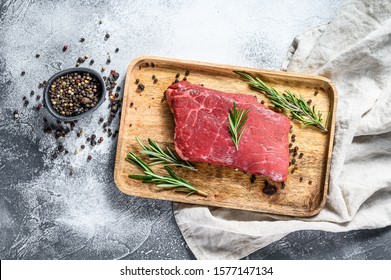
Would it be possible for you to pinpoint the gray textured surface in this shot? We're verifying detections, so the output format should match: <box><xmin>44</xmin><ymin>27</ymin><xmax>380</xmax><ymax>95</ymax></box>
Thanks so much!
<box><xmin>1</xmin><ymin>0</ymin><xmax>390</xmax><ymax>260</ymax></box>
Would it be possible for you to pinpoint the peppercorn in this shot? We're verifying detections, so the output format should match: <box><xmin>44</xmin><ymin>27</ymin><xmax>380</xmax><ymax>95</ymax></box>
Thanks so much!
<box><xmin>99</xmin><ymin>117</ymin><xmax>104</xmax><ymax>123</ymax></box>
<box><xmin>308</xmin><ymin>180</ymin><xmax>313</xmax><ymax>185</ymax></box>
<box><xmin>185</xmin><ymin>70</ymin><xmax>190</xmax><ymax>76</ymax></box>
<box><xmin>21</xmin><ymin>71</ymin><xmax>25</xmax><ymax>76</ymax></box>
<box><xmin>152</xmin><ymin>75</ymin><xmax>156</xmax><ymax>80</ymax></box>
<box><xmin>30</xmin><ymin>90</ymin><xmax>35</xmax><ymax>96</ymax></box>
<box><xmin>90</xmin><ymin>59</ymin><xmax>94</xmax><ymax>65</ymax></box>
<box><xmin>69</xmin><ymin>170</ymin><xmax>75</xmax><ymax>176</ymax></box>
<box><xmin>115</xmin><ymin>48</ymin><xmax>119</xmax><ymax>53</ymax></box>
<box><xmin>36</xmin><ymin>95</ymin><xmax>41</xmax><ymax>100</ymax></box>
<box><xmin>91</xmin><ymin>134</ymin><xmax>96</xmax><ymax>140</ymax></box>
<box><xmin>174</xmin><ymin>79</ymin><xmax>179</xmax><ymax>83</ymax></box>
<box><xmin>35</xmin><ymin>53</ymin><xmax>40</xmax><ymax>58</ymax></box>
<box><xmin>87</xmin><ymin>155</ymin><xmax>92</xmax><ymax>161</ymax></box>
<box><xmin>106</xmin><ymin>58</ymin><xmax>111</xmax><ymax>64</ymax></box>
<box><xmin>307</xmin><ymin>99</ymin><xmax>312</xmax><ymax>105</ymax></box>
<box><xmin>261</xmin><ymin>100</ymin><xmax>265</xmax><ymax>104</ymax></box>
<box><xmin>105</xmin><ymin>33</ymin><xmax>110</xmax><ymax>39</ymax></box>
<box><xmin>98</xmin><ymin>137</ymin><xmax>104</xmax><ymax>143</ymax></box>
<box><xmin>250</xmin><ymin>174</ymin><xmax>256</xmax><ymax>184</ymax></box>
<box><xmin>79</xmin><ymin>37</ymin><xmax>85</xmax><ymax>42</ymax></box>
<box><xmin>263</xmin><ymin>184</ymin><xmax>277</xmax><ymax>195</ymax></box>
<box><xmin>151</xmin><ymin>62</ymin><xmax>155</xmax><ymax>68</ymax></box>
<box><xmin>101</xmin><ymin>67</ymin><xmax>105</xmax><ymax>72</ymax></box>
<box><xmin>137</xmin><ymin>84</ymin><xmax>144</xmax><ymax>91</ymax></box>
<box><xmin>153</xmin><ymin>78</ymin><xmax>158</xmax><ymax>84</ymax></box>
<box><xmin>99</xmin><ymin>19</ymin><xmax>103</xmax><ymax>24</ymax></box>
<box><xmin>135</xmin><ymin>79</ymin><xmax>140</xmax><ymax>84</ymax></box>
<box><xmin>175</xmin><ymin>73</ymin><xmax>180</xmax><ymax>78</ymax></box>
<box><xmin>86</xmin><ymin>137</ymin><xmax>91</xmax><ymax>142</ymax></box>
<box><xmin>299</xmin><ymin>153</ymin><xmax>304</xmax><ymax>159</ymax></box>
<box><xmin>62</xmin><ymin>45</ymin><xmax>68</xmax><ymax>52</ymax></box>
<box><xmin>299</xmin><ymin>177</ymin><xmax>303</xmax><ymax>182</ymax></box>
<box><xmin>182</xmin><ymin>76</ymin><xmax>187</xmax><ymax>81</ymax></box>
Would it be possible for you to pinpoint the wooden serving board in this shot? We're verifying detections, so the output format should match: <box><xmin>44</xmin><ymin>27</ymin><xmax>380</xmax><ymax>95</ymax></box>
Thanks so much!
<box><xmin>114</xmin><ymin>56</ymin><xmax>337</xmax><ymax>217</ymax></box>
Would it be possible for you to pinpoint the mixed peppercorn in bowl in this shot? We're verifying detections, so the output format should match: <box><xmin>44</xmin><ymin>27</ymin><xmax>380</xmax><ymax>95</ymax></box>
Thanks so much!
<box><xmin>43</xmin><ymin>67</ymin><xmax>106</xmax><ymax>121</ymax></box>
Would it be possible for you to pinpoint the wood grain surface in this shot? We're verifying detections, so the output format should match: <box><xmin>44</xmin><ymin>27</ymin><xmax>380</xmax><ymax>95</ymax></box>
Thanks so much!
<box><xmin>114</xmin><ymin>56</ymin><xmax>337</xmax><ymax>217</ymax></box>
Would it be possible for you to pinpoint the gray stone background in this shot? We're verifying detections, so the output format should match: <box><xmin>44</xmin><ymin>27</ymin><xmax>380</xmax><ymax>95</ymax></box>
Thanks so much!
<box><xmin>1</xmin><ymin>0</ymin><xmax>390</xmax><ymax>260</ymax></box>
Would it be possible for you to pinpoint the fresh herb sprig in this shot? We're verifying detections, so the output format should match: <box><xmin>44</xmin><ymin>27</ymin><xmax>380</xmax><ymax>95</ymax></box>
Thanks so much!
<box><xmin>136</xmin><ymin>137</ymin><xmax>195</xmax><ymax>171</ymax></box>
<box><xmin>228</xmin><ymin>102</ymin><xmax>251</xmax><ymax>150</ymax></box>
<box><xmin>234</xmin><ymin>71</ymin><xmax>328</xmax><ymax>132</ymax></box>
<box><xmin>125</xmin><ymin>152</ymin><xmax>207</xmax><ymax>197</ymax></box>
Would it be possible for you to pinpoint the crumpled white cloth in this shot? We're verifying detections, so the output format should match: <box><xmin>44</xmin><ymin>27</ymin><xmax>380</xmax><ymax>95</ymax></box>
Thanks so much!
<box><xmin>173</xmin><ymin>0</ymin><xmax>391</xmax><ymax>260</ymax></box>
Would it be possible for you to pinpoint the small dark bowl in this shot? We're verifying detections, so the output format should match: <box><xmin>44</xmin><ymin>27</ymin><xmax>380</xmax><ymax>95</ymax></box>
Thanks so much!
<box><xmin>43</xmin><ymin>67</ymin><xmax>106</xmax><ymax>121</ymax></box>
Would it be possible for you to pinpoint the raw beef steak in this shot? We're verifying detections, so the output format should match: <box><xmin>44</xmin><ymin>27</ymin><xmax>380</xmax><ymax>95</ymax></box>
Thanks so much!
<box><xmin>166</xmin><ymin>81</ymin><xmax>290</xmax><ymax>182</ymax></box>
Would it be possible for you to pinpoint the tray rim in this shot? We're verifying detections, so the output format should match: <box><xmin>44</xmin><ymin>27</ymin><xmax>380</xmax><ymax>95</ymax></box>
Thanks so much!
<box><xmin>114</xmin><ymin>55</ymin><xmax>338</xmax><ymax>217</ymax></box>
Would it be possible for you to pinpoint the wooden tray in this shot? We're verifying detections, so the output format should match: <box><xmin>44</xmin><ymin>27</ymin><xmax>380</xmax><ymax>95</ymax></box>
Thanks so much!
<box><xmin>114</xmin><ymin>56</ymin><xmax>337</xmax><ymax>217</ymax></box>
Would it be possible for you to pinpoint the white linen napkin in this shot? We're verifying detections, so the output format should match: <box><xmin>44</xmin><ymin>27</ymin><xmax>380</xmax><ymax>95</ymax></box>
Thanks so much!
<box><xmin>173</xmin><ymin>0</ymin><xmax>391</xmax><ymax>259</ymax></box>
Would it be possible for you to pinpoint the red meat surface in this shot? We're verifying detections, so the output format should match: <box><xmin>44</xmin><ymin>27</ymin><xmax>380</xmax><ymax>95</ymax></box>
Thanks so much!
<box><xmin>166</xmin><ymin>81</ymin><xmax>290</xmax><ymax>182</ymax></box>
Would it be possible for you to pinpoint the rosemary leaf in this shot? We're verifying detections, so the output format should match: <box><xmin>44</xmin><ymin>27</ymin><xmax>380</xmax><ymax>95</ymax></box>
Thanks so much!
<box><xmin>228</xmin><ymin>102</ymin><xmax>250</xmax><ymax>150</ymax></box>
<box><xmin>135</xmin><ymin>137</ymin><xmax>195</xmax><ymax>170</ymax></box>
<box><xmin>234</xmin><ymin>71</ymin><xmax>328</xmax><ymax>132</ymax></box>
<box><xmin>125</xmin><ymin>152</ymin><xmax>207</xmax><ymax>197</ymax></box>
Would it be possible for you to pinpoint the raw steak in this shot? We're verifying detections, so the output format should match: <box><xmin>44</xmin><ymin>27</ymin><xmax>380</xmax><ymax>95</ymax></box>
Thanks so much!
<box><xmin>166</xmin><ymin>81</ymin><xmax>290</xmax><ymax>182</ymax></box>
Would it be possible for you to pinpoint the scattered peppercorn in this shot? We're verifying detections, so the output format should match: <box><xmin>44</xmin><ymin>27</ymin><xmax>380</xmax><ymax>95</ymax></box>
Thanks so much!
<box><xmin>308</xmin><ymin>180</ymin><xmax>313</xmax><ymax>185</ymax></box>
<box><xmin>36</xmin><ymin>95</ymin><xmax>41</xmax><ymax>100</ymax></box>
<box><xmin>106</xmin><ymin>58</ymin><xmax>111</xmax><ymax>64</ymax></box>
<box><xmin>87</xmin><ymin>155</ymin><xmax>92</xmax><ymax>161</ymax></box>
<box><xmin>137</xmin><ymin>84</ymin><xmax>145</xmax><ymax>91</ymax></box>
<box><xmin>98</xmin><ymin>136</ymin><xmax>104</xmax><ymax>143</ymax></box>
<box><xmin>307</xmin><ymin>99</ymin><xmax>312</xmax><ymax>105</ymax></box>
<box><xmin>99</xmin><ymin>117</ymin><xmax>104</xmax><ymax>123</ymax></box>
<box><xmin>299</xmin><ymin>153</ymin><xmax>304</xmax><ymax>159</ymax></box>
<box><xmin>90</xmin><ymin>59</ymin><xmax>94</xmax><ymax>65</ymax></box>
<box><xmin>115</xmin><ymin>47</ymin><xmax>119</xmax><ymax>53</ymax></box>
<box><xmin>135</xmin><ymin>79</ymin><xmax>140</xmax><ymax>84</ymax></box>
<box><xmin>81</xmin><ymin>145</ymin><xmax>85</xmax><ymax>149</ymax></box>
<box><xmin>79</xmin><ymin>37</ymin><xmax>85</xmax><ymax>42</ymax></box>
<box><xmin>250</xmin><ymin>174</ymin><xmax>256</xmax><ymax>184</ymax></box>
<box><xmin>299</xmin><ymin>176</ymin><xmax>303</xmax><ymax>182</ymax></box>
<box><xmin>86</xmin><ymin>137</ymin><xmax>91</xmax><ymax>142</ymax></box>
<box><xmin>185</xmin><ymin>70</ymin><xmax>190</xmax><ymax>76</ymax></box>
<box><xmin>21</xmin><ymin>71</ymin><xmax>26</xmax><ymax>76</ymax></box>
<box><xmin>263</xmin><ymin>184</ymin><xmax>277</xmax><ymax>195</ymax></box>
<box><xmin>261</xmin><ymin>100</ymin><xmax>265</xmax><ymax>104</ymax></box>
<box><xmin>174</xmin><ymin>79</ymin><xmax>179</xmax><ymax>83</ymax></box>
<box><xmin>175</xmin><ymin>73</ymin><xmax>180</xmax><ymax>78</ymax></box>
<box><xmin>69</xmin><ymin>170</ymin><xmax>75</xmax><ymax>176</ymax></box>
<box><xmin>314</xmin><ymin>90</ymin><xmax>319</xmax><ymax>96</ymax></box>
<box><xmin>105</xmin><ymin>33</ymin><xmax>110</xmax><ymax>39</ymax></box>
<box><xmin>13</xmin><ymin>110</ymin><xmax>19</xmax><ymax>119</ymax></box>
<box><xmin>153</xmin><ymin>78</ymin><xmax>158</xmax><ymax>84</ymax></box>
<box><xmin>62</xmin><ymin>45</ymin><xmax>68</xmax><ymax>52</ymax></box>
<box><xmin>35</xmin><ymin>53</ymin><xmax>40</xmax><ymax>58</ymax></box>
<box><xmin>99</xmin><ymin>19</ymin><xmax>103</xmax><ymax>24</ymax></box>
<box><xmin>182</xmin><ymin>76</ymin><xmax>187</xmax><ymax>81</ymax></box>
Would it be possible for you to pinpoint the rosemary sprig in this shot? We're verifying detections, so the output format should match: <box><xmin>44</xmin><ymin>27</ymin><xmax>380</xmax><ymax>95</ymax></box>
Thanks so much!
<box><xmin>234</xmin><ymin>71</ymin><xmax>328</xmax><ymax>132</ymax></box>
<box><xmin>125</xmin><ymin>151</ymin><xmax>207</xmax><ymax>197</ymax></box>
<box><xmin>228</xmin><ymin>102</ymin><xmax>250</xmax><ymax>150</ymax></box>
<box><xmin>135</xmin><ymin>137</ymin><xmax>195</xmax><ymax>171</ymax></box>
